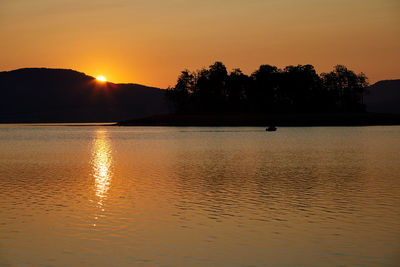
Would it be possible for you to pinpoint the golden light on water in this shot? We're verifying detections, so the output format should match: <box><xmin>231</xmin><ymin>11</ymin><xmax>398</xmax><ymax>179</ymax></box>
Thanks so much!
<box><xmin>96</xmin><ymin>76</ymin><xmax>107</xmax><ymax>82</ymax></box>
<box><xmin>92</xmin><ymin>129</ymin><xmax>113</xmax><ymax>205</ymax></box>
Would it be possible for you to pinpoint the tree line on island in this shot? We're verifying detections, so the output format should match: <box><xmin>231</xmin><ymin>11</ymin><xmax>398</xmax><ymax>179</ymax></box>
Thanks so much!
<box><xmin>166</xmin><ymin>62</ymin><xmax>368</xmax><ymax>114</ymax></box>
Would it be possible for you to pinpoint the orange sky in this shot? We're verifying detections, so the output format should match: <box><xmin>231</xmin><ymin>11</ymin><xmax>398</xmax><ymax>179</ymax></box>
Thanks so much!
<box><xmin>1</xmin><ymin>0</ymin><xmax>399</xmax><ymax>88</ymax></box>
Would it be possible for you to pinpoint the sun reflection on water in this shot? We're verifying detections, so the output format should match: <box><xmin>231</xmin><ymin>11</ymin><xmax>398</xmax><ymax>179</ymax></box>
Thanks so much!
<box><xmin>92</xmin><ymin>129</ymin><xmax>113</xmax><ymax>207</ymax></box>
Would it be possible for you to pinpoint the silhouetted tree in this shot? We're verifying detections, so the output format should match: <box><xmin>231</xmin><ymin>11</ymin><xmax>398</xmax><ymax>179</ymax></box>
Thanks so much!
<box><xmin>250</xmin><ymin>65</ymin><xmax>281</xmax><ymax>112</ymax></box>
<box><xmin>227</xmin><ymin>68</ymin><xmax>251</xmax><ymax>111</ymax></box>
<box><xmin>321</xmin><ymin>65</ymin><xmax>368</xmax><ymax>112</ymax></box>
<box><xmin>279</xmin><ymin>65</ymin><xmax>322</xmax><ymax>112</ymax></box>
<box><xmin>189</xmin><ymin>62</ymin><xmax>228</xmax><ymax>112</ymax></box>
<box><xmin>166</xmin><ymin>70</ymin><xmax>194</xmax><ymax>113</ymax></box>
<box><xmin>166</xmin><ymin>62</ymin><xmax>369</xmax><ymax>114</ymax></box>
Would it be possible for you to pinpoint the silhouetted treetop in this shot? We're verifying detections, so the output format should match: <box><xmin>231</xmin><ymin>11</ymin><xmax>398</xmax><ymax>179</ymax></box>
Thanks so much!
<box><xmin>167</xmin><ymin>62</ymin><xmax>368</xmax><ymax>114</ymax></box>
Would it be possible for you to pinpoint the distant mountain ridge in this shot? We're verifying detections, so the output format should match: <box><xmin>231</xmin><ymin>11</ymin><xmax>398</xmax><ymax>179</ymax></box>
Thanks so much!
<box><xmin>364</xmin><ymin>79</ymin><xmax>400</xmax><ymax>114</ymax></box>
<box><xmin>0</xmin><ymin>68</ymin><xmax>171</xmax><ymax>122</ymax></box>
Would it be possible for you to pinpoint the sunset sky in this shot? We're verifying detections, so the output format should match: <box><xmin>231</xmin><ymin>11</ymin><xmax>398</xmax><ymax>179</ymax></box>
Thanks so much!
<box><xmin>1</xmin><ymin>0</ymin><xmax>399</xmax><ymax>88</ymax></box>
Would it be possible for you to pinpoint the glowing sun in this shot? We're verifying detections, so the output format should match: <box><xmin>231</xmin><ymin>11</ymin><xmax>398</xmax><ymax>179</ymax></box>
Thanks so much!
<box><xmin>96</xmin><ymin>76</ymin><xmax>107</xmax><ymax>82</ymax></box>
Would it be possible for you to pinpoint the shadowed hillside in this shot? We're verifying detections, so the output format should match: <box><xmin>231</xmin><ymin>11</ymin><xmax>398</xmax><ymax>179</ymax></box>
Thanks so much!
<box><xmin>365</xmin><ymin>80</ymin><xmax>400</xmax><ymax>113</ymax></box>
<box><xmin>0</xmin><ymin>68</ymin><xmax>170</xmax><ymax>122</ymax></box>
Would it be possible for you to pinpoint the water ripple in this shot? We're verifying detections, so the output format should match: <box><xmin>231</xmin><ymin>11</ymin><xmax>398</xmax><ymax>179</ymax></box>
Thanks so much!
<box><xmin>0</xmin><ymin>126</ymin><xmax>399</xmax><ymax>266</ymax></box>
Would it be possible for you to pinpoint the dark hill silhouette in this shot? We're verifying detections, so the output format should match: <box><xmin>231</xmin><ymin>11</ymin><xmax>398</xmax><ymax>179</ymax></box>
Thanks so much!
<box><xmin>0</xmin><ymin>68</ymin><xmax>170</xmax><ymax>122</ymax></box>
<box><xmin>364</xmin><ymin>79</ymin><xmax>400</xmax><ymax>114</ymax></box>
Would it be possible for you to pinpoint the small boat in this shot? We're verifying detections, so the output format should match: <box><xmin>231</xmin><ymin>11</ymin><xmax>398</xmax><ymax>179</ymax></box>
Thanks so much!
<box><xmin>266</xmin><ymin>126</ymin><xmax>277</xmax><ymax>132</ymax></box>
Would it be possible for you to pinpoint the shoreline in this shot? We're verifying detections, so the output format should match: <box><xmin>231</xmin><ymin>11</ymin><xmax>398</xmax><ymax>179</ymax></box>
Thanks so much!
<box><xmin>2</xmin><ymin>113</ymin><xmax>400</xmax><ymax>127</ymax></box>
<box><xmin>116</xmin><ymin>113</ymin><xmax>400</xmax><ymax>127</ymax></box>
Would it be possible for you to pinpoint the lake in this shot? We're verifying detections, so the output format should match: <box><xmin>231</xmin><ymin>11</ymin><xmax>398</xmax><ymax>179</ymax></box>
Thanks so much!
<box><xmin>0</xmin><ymin>125</ymin><xmax>399</xmax><ymax>266</ymax></box>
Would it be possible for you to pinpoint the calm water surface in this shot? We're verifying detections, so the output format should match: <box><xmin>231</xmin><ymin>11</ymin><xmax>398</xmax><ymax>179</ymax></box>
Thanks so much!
<box><xmin>0</xmin><ymin>125</ymin><xmax>399</xmax><ymax>266</ymax></box>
